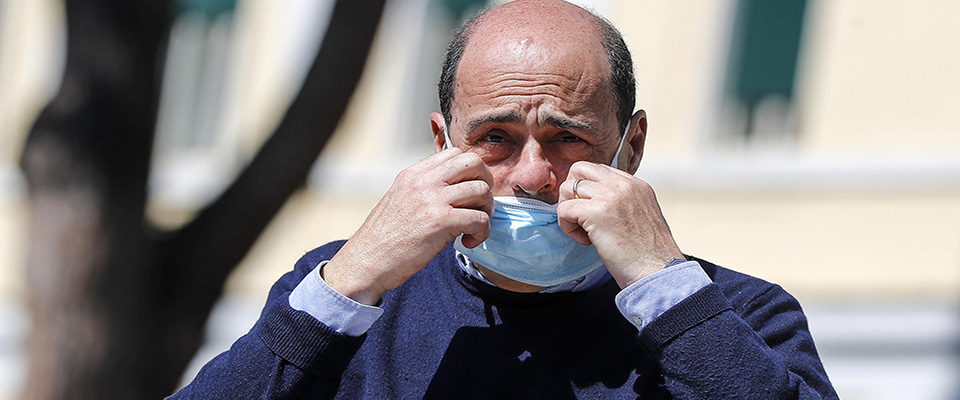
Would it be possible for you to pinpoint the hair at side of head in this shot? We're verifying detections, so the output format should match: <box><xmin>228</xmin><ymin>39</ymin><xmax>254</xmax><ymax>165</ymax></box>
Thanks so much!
<box><xmin>437</xmin><ymin>2</ymin><xmax>636</xmax><ymax>131</ymax></box>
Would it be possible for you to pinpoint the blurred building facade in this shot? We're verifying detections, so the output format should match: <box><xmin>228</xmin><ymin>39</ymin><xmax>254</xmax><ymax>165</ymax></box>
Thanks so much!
<box><xmin>1</xmin><ymin>0</ymin><xmax>959</xmax><ymax>399</ymax></box>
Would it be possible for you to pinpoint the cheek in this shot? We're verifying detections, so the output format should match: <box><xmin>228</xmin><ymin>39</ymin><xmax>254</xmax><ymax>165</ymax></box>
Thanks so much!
<box><xmin>548</xmin><ymin>151</ymin><xmax>588</xmax><ymax>182</ymax></box>
<box><xmin>460</xmin><ymin>142</ymin><xmax>516</xmax><ymax>166</ymax></box>
<box><xmin>555</xmin><ymin>167</ymin><xmax>571</xmax><ymax>184</ymax></box>
<box><xmin>485</xmin><ymin>165</ymin><xmax>514</xmax><ymax>195</ymax></box>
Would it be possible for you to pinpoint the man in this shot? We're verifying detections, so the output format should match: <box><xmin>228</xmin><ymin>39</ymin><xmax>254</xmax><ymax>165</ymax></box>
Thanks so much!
<box><xmin>172</xmin><ymin>0</ymin><xmax>837</xmax><ymax>398</ymax></box>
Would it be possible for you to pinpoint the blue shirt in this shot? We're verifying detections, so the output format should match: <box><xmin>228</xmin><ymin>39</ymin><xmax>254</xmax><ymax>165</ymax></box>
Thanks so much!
<box><xmin>288</xmin><ymin>251</ymin><xmax>711</xmax><ymax>336</ymax></box>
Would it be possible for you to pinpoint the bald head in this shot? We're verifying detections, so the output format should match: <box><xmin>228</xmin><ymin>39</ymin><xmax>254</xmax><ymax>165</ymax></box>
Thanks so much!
<box><xmin>472</xmin><ymin>0</ymin><xmax>607</xmax><ymax>45</ymax></box>
<box><xmin>438</xmin><ymin>0</ymin><xmax>635</xmax><ymax>130</ymax></box>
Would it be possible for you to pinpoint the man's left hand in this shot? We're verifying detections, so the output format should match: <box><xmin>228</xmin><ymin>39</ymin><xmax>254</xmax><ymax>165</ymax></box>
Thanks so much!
<box><xmin>557</xmin><ymin>161</ymin><xmax>685</xmax><ymax>289</ymax></box>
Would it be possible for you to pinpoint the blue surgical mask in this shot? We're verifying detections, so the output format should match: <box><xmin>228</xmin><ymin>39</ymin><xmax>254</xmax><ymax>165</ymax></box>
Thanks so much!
<box><xmin>455</xmin><ymin>196</ymin><xmax>604</xmax><ymax>286</ymax></box>
<box><xmin>445</xmin><ymin>120</ymin><xmax>631</xmax><ymax>286</ymax></box>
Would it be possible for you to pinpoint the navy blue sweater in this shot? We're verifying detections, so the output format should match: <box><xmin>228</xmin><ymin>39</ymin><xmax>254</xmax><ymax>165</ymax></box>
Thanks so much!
<box><xmin>172</xmin><ymin>241</ymin><xmax>837</xmax><ymax>399</ymax></box>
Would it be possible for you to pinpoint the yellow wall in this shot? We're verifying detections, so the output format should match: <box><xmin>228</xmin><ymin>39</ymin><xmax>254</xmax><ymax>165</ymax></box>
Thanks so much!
<box><xmin>3</xmin><ymin>0</ymin><xmax>960</xmax><ymax>303</ymax></box>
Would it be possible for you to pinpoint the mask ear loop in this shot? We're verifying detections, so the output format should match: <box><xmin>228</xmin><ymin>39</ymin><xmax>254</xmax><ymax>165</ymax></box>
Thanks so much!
<box><xmin>610</xmin><ymin>119</ymin><xmax>631</xmax><ymax>169</ymax></box>
<box><xmin>443</xmin><ymin>121</ymin><xmax>453</xmax><ymax>150</ymax></box>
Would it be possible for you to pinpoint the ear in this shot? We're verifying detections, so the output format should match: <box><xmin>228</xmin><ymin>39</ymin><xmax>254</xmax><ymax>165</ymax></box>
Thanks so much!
<box><xmin>430</xmin><ymin>112</ymin><xmax>447</xmax><ymax>153</ymax></box>
<box><xmin>625</xmin><ymin>110</ymin><xmax>647</xmax><ymax>174</ymax></box>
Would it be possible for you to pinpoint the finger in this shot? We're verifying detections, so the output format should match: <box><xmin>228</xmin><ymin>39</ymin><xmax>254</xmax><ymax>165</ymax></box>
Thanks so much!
<box><xmin>418</xmin><ymin>146</ymin><xmax>465</xmax><ymax>170</ymax></box>
<box><xmin>443</xmin><ymin>180</ymin><xmax>494</xmax><ymax>216</ymax></box>
<box><xmin>560</xmin><ymin>220</ymin><xmax>591</xmax><ymax>245</ymax></box>
<box><xmin>438</xmin><ymin>152</ymin><xmax>494</xmax><ymax>189</ymax></box>
<box><xmin>448</xmin><ymin>208</ymin><xmax>491</xmax><ymax>248</ymax></box>
<box><xmin>556</xmin><ymin>199</ymin><xmax>594</xmax><ymax>246</ymax></box>
<box><xmin>558</xmin><ymin>177</ymin><xmax>595</xmax><ymax>203</ymax></box>
<box><xmin>566</xmin><ymin>160</ymin><xmax>633</xmax><ymax>182</ymax></box>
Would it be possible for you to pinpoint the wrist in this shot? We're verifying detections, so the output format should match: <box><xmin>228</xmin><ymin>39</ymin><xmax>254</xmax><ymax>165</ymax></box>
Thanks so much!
<box><xmin>323</xmin><ymin>256</ymin><xmax>386</xmax><ymax>306</ymax></box>
<box><xmin>614</xmin><ymin>251</ymin><xmax>686</xmax><ymax>289</ymax></box>
<box><xmin>665</xmin><ymin>256</ymin><xmax>688</xmax><ymax>268</ymax></box>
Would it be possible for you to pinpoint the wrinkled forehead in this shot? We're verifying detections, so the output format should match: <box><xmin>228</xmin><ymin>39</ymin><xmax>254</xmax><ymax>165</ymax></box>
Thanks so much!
<box><xmin>451</xmin><ymin>7</ymin><xmax>615</xmax><ymax>118</ymax></box>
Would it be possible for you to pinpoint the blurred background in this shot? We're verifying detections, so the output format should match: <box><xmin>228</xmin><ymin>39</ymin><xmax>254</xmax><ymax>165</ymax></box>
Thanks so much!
<box><xmin>1</xmin><ymin>0</ymin><xmax>959</xmax><ymax>398</ymax></box>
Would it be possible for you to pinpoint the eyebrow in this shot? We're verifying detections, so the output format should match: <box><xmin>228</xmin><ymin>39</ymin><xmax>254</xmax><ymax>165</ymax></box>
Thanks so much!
<box><xmin>542</xmin><ymin>115</ymin><xmax>595</xmax><ymax>133</ymax></box>
<box><xmin>466</xmin><ymin>112</ymin><xmax>522</xmax><ymax>132</ymax></box>
<box><xmin>465</xmin><ymin>112</ymin><xmax>596</xmax><ymax>133</ymax></box>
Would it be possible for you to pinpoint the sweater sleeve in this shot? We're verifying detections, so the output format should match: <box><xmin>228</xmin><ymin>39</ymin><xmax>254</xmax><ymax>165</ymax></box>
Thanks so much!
<box><xmin>639</xmin><ymin>283</ymin><xmax>838</xmax><ymax>399</ymax></box>
<box><xmin>289</xmin><ymin>261</ymin><xmax>384</xmax><ymax>336</ymax></box>
<box><xmin>168</xmin><ymin>242</ymin><xmax>363</xmax><ymax>399</ymax></box>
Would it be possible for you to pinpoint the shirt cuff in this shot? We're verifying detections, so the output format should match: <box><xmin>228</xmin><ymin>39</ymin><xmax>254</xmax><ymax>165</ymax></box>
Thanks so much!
<box><xmin>288</xmin><ymin>260</ymin><xmax>384</xmax><ymax>336</ymax></box>
<box><xmin>614</xmin><ymin>261</ymin><xmax>712</xmax><ymax>331</ymax></box>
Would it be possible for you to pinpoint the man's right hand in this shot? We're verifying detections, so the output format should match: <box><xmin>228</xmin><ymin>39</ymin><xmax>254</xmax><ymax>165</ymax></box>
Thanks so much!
<box><xmin>322</xmin><ymin>148</ymin><xmax>494</xmax><ymax>305</ymax></box>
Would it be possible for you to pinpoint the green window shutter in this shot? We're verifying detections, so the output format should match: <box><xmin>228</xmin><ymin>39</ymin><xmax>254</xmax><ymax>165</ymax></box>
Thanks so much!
<box><xmin>728</xmin><ymin>0</ymin><xmax>807</xmax><ymax>107</ymax></box>
<box><xmin>177</xmin><ymin>0</ymin><xmax>236</xmax><ymax>18</ymax></box>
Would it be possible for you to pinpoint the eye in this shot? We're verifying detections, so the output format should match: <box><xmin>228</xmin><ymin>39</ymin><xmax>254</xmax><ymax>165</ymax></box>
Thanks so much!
<box><xmin>557</xmin><ymin>132</ymin><xmax>583</xmax><ymax>143</ymax></box>
<box><xmin>480</xmin><ymin>129</ymin><xmax>508</xmax><ymax>144</ymax></box>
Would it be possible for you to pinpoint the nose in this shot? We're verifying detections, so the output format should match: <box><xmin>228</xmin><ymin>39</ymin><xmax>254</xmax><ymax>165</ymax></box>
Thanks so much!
<box><xmin>507</xmin><ymin>139</ymin><xmax>558</xmax><ymax>198</ymax></box>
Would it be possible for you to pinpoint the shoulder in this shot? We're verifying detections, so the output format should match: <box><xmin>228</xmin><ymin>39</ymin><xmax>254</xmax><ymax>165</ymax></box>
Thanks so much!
<box><xmin>690</xmin><ymin>256</ymin><xmax>800</xmax><ymax>316</ymax></box>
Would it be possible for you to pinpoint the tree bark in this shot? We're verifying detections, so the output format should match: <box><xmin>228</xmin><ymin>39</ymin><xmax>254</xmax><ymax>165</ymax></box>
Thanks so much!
<box><xmin>19</xmin><ymin>0</ymin><xmax>385</xmax><ymax>398</ymax></box>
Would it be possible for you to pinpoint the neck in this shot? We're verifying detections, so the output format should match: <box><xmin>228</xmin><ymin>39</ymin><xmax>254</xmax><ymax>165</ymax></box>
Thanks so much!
<box><xmin>475</xmin><ymin>264</ymin><xmax>548</xmax><ymax>293</ymax></box>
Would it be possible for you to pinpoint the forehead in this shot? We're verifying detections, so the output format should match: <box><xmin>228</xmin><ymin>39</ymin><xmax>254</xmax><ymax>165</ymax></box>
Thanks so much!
<box><xmin>451</xmin><ymin>5</ymin><xmax>615</xmax><ymax>127</ymax></box>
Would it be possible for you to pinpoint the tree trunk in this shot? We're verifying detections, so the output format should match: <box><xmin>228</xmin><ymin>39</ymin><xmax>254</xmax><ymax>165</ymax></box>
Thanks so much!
<box><xmin>19</xmin><ymin>0</ymin><xmax>385</xmax><ymax>398</ymax></box>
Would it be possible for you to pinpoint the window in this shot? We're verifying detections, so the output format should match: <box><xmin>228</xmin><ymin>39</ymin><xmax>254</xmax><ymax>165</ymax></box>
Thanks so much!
<box><xmin>721</xmin><ymin>0</ymin><xmax>807</xmax><ymax>146</ymax></box>
<box><xmin>150</xmin><ymin>0</ymin><xmax>237</xmax><ymax>218</ymax></box>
